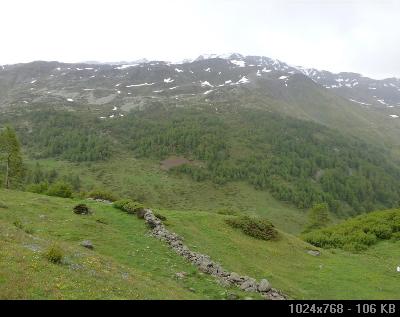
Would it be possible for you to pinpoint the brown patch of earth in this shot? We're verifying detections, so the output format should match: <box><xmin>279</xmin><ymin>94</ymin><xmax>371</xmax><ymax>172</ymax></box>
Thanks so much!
<box><xmin>160</xmin><ymin>156</ymin><xmax>196</xmax><ymax>171</ymax></box>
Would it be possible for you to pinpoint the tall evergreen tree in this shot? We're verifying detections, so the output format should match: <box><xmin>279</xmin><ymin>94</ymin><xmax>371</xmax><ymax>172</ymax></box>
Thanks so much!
<box><xmin>303</xmin><ymin>203</ymin><xmax>330</xmax><ymax>233</ymax></box>
<box><xmin>0</xmin><ymin>126</ymin><xmax>23</xmax><ymax>189</ymax></box>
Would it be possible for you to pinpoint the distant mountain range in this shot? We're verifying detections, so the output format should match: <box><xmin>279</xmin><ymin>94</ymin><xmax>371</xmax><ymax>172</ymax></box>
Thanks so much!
<box><xmin>1</xmin><ymin>53</ymin><xmax>400</xmax><ymax>148</ymax></box>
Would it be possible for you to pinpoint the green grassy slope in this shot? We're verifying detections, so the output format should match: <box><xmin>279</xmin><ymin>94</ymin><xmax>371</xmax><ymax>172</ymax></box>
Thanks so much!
<box><xmin>163</xmin><ymin>209</ymin><xmax>400</xmax><ymax>300</ymax></box>
<box><xmin>1</xmin><ymin>189</ymin><xmax>398</xmax><ymax>299</ymax></box>
<box><xmin>0</xmin><ymin>189</ymin><xmax>255</xmax><ymax>299</ymax></box>
<box><xmin>26</xmin><ymin>156</ymin><xmax>307</xmax><ymax>234</ymax></box>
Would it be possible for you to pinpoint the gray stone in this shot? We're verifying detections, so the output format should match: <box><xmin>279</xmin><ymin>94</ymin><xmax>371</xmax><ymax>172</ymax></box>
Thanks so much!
<box><xmin>80</xmin><ymin>240</ymin><xmax>94</xmax><ymax>249</ymax></box>
<box><xmin>258</xmin><ymin>279</ymin><xmax>271</xmax><ymax>292</ymax></box>
<box><xmin>307</xmin><ymin>250</ymin><xmax>321</xmax><ymax>256</ymax></box>
<box><xmin>175</xmin><ymin>272</ymin><xmax>187</xmax><ymax>279</ymax></box>
<box><xmin>228</xmin><ymin>272</ymin><xmax>242</xmax><ymax>282</ymax></box>
<box><xmin>240</xmin><ymin>278</ymin><xmax>257</xmax><ymax>291</ymax></box>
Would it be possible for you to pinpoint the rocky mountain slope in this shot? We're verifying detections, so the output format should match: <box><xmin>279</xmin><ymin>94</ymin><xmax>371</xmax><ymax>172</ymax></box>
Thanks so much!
<box><xmin>2</xmin><ymin>53</ymin><xmax>399</xmax><ymax>108</ymax></box>
<box><xmin>1</xmin><ymin>53</ymin><xmax>400</xmax><ymax>148</ymax></box>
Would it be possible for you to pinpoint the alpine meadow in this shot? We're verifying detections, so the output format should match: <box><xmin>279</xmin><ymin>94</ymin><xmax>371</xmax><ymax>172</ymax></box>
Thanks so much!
<box><xmin>1</xmin><ymin>0</ymin><xmax>400</xmax><ymax>303</ymax></box>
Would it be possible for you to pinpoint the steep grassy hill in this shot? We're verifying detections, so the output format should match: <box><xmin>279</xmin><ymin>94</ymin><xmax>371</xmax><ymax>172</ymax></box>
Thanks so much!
<box><xmin>164</xmin><ymin>210</ymin><xmax>400</xmax><ymax>299</ymax></box>
<box><xmin>0</xmin><ymin>189</ymin><xmax>399</xmax><ymax>299</ymax></box>
<box><xmin>0</xmin><ymin>189</ymin><xmax>255</xmax><ymax>299</ymax></box>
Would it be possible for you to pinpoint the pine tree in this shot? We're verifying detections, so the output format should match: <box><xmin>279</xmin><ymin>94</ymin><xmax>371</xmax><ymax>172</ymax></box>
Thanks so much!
<box><xmin>0</xmin><ymin>126</ymin><xmax>23</xmax><ymax>189</ymax></box>
<box><xmin>303</xmin><ymin>203</ymin><xmax>330</xmax><ymax>233</ymax></box>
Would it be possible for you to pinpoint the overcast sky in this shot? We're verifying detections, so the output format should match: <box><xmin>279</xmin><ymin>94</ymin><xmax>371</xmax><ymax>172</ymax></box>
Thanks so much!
<box><xmin>0</xmin><ymin>0</ymin><xmax>399</xmax><ymax>79</ymax></box>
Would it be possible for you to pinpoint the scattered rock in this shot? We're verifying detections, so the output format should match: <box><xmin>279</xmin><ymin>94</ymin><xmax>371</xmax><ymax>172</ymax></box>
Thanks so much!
<box><xmin>73</xmin><ymin>204</ymin><xmax>91</xmax><ymax>215</ymax></box>
<box><xmin>228</xmin><ymin>272</ymin><xmax>242</xmax><ymax>283</ymax></box>
<box><xmin>69</xmin><ymin>263</ymin><xmax>84</xmax><ymax>271</ymax></box>
<box><xmin>258</xmin><ymin>279</ymin><xmax>271</xmax><ymax>292</ymax></box>
<box><xmin>175</xmin><ymin>272</ymin><xmax>187</xmax><ymax>279</ymax></box>
<box><xmin>80</xmin><ymin>240</ymin><xmax>94</xmax><ymax>249</ymax></box>
<box><xmin>240</xmin><ymin>278</ymin><xmax>257</xmax><ymax>292</ymax></box>
<box><xmin>307</xmin><ymin>250</ymin><xmax>321</xmax><ymax>256</ymax></box>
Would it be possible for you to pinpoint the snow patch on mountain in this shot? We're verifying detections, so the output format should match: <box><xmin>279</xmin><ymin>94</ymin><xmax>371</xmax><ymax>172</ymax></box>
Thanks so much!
<box><xmin>231</xmin><ymin>60</ymin><xmax>245</xmax><ymax>67</ymax></box>
<box><xmin>349</xmin><ymin>99</ymin><xmax>371</xmax><ymax>106</ymax></box>
<box><xmin>201</xmin><ymin>81</ymin><xmax>214</xmax><ymax>87</ymax></box>
<box><xmin>237</xmin><ymin>76</ymin><xmax>249</xmax><ymax>84</ymax></box>
<box><xmin>115</xmin><ymin>64</ymin><xmax>138</xmax><ymax>70</ymax></box>
<box><xmin>126</xmin><ymin>83</ymin><xmax>155</xmax><ymax>87</ymax></box>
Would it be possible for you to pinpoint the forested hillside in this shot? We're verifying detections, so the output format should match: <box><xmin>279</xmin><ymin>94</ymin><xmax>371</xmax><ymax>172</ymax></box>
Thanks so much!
<box><xmin>7</xmin><ymin>104</ymin><xmax>400</xmax><ymax>217</ymax></box>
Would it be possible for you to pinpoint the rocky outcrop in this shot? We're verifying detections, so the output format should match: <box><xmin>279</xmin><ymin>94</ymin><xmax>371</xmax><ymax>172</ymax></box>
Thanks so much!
<box><xmin>143</xmin><ymin>209</ymin><xmax>286</xmax><ymax>300</ymax></box>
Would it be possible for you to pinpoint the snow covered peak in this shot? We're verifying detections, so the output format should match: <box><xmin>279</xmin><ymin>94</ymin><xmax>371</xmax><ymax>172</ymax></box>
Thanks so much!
<box><xmin>195</xmin><ymin>53</ymin><xmax>244</xmax><ymax>62</ymax></box>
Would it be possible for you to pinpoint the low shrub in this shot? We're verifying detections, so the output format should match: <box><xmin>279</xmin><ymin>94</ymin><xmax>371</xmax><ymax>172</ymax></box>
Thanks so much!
<box><xmin>114</xmin><ymin>199</ymin><xmax>145</xmax><ymax>214</ymax></box>
<box><xmin>225</xmin><ymin>216</ymin><xmax>278</xmax><ymax>241</ymax></box>
<box><xmin>350</xmin><ymin>231</ymin><xmax>377</xmax><ymax>246</ymax></box>
<box><xmin>391</xmin><ymin>232</ymin><xmax>400</xmax><ymax>241</ymax></box>
<box><xmin>0</xmin><ymin>200</ymin><xmax>9</xmax><ymax>209</ymax></box>
<box><xmin>370</xmin><ymin>224</ymin><xmax>393</xmax><ymax>239</ymax></box>
<box><xmin>123</xmin><ymin>202</ymin><xmax>145</xmax><ymax>215</ymax></box>
<box><xmin>113</xmin><ymin>199</ymin><xmax>132</xmax><ymax>210</ymax></box>
<box><xmin>302</xmin><ymin>209</ymin><xmax>400</xmax><ymax>252</ymax></box>
<box><xmin>46</xmin><ymin>182</ymin><xmax>73</xmax><ymax>198</ymax></box>
<box><xmin>343</xmin><ymin>242</ymin><xmax>368</xmax><ymax>252</ymax></box>
<box><xmin>88</xmin><ymin>189</ymin><xmax>118</xmax><ymax>202</ymax></box>
<box><xmin>303</xmin><ymin>230</ymin><xmax>342</xmax><ymax>249</ymax></box>
<box><xmin>26</xmin><ymin>182</ymin><xmax>49</xmax><ymax>194</ymax></box>
<box><xmin>44</xmin><ymin>245</ymin><xmax>64</xmax><ymax>264</ymax></box>
<box><xmin>155</xmin><ymin>212</ymin><xmax>167</xmax><ymax>221</ymax></box>
<box><xmin>73</xmin><ymin>204</ymin><xmax>91</xmax><ymax>215</ymax></box>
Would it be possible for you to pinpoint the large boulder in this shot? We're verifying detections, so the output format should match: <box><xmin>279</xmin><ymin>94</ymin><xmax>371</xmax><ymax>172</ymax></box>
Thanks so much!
<box><xmin>307</xmin><ymin>250</ymin><xmax>321</xmax><ymax>256</ymax></box>
<box><xmin>258</xmin><ymin>279</ymin><xmax>271</xmax><ymax>292</ymax></box>
<box><xmin>228</xmin><ymin>272</ymin><xmax>242</xmax><ymax>283</ymax></box>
